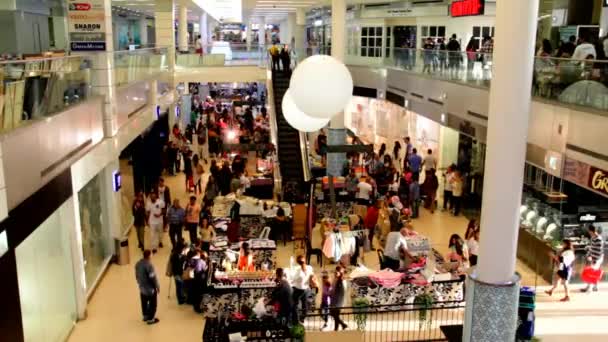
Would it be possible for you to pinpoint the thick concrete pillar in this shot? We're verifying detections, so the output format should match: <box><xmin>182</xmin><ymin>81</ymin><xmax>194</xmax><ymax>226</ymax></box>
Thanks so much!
<box><xmin>463</xmin><ymin>0</ymin><xmax>539</xmax><ymax>341</ymax></box>
<box><xmin>295</xmin><ymin>8</ymin><xmax>306</xmax><ymax>51</ymax></box>
<box><xmin>246</xmin><ymin>19</ymin><xmax>253</xmax><ymax>50</ymax></box>
<box><xmin>86</xmin><ymin>0</ymin><xmax>117</xmax><ymax>138</ymax></box>
<box><xmin>258</xmin><ymin>17</ymin><xmax>266</xmax><ymax>46</ymax></box>
<box><xmin>139</xmin><ymin>17</ymin><xmax>148</xmax><ymax>47</ymax></box>
<box><xmin>155</xmin><ymin>0</ymin><xmax>176</xmax><ymax>88</ymax></box>
<box><xmin>327</xmin><ymin>0</ymin><xmax>347</xmax><ymax>177</ymax></box>
<box><xmin>178</xmin><ymin>4</ymin><xmax>188</xmax><ymax>52</ymax></box>
<box><xmin>199</xmin><ymin>11</ymin><xmax>208</xmax><ymax>49</ymax></box>
<box><xmin>286</xmin><ymin>13</ymin><xmax>296</xmax><ymax>47</ymax></box>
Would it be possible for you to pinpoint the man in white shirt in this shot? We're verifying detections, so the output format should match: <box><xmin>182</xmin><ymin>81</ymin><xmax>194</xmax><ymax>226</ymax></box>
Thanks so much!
<box><xmin>291</xmin><ymin>255</ymin><xmax>315</xmax><ymax>323</ymax></box>
<box><xmin>146</xmin><ymin>192</ymin><xmax>166</xmax><ymax>253</ymax></box>
<box><xmin>422</xmin><ymin>149</ymin><xmax>437</xmax><ymax>171</ymax></box>
<box><xmin>572</xmin><ymin>36</ymin><xmax>597</xmax><ymax>60</ymax></box>
<box><xmin>383</xmin><ymin>228</ymin><xmax>412</xmax><ymax>271</ymax></box>
<box><xmin>356</xmin><ymin>177</ymin><xmax>373</xmax><ymax>205</ymax></box>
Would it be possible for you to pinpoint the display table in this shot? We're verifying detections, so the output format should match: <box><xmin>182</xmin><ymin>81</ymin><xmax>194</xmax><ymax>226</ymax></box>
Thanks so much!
<box><xmin>350</xmin><ymin>249</ymin><xmax>465</xmax><ymax>308</ymax></box>
<box><xmin>245</xmin><ymin>177</ymin><xmax>274</xmax><ymax>199</ymax></box>
<box><xmin>203</xmin><ymin>317</ymin><xmax>292</xmax><ymax>341</ymax></box>
<box><xmin>202</xmin><ymin>269</ymin><xmax>317</xmax><ymax>319</ymax></box>
<box><xmin>350</xmin><ymin>277</ymin><xmax>464</xmax><ymax>309</ymax></box>
<box><xmin>209</xmin><ymin>238</ymin><xmax>277</xmax><ymax>270</ymax></box>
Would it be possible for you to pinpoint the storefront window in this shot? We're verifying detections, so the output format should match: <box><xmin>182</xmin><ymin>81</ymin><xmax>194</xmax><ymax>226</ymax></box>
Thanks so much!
<box><xmin>78</xmin><ymin>173</ymin><xmax>112</xmax><ymax>290</ymax></box>
<box><xmin>16</xmin><ymin>200</ymin><xmax>77</xmax><ymax>342</ymax></box>
<box><xmin>360</xmin><ymin>26</ymin><xmax>383</xmax><ymax>57</ymax></box>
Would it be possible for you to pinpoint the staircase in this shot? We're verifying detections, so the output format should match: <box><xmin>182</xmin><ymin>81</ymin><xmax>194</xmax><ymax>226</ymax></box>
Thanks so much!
<box><xmin>271</xmin><ymin>70</ymin><xmax>307</xmax><ymax>202</ymax></box>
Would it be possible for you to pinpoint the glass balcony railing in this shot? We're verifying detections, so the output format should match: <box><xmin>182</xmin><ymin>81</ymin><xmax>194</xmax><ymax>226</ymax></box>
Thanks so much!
<box><xmin>113</xmin><ymin>47</ymin><xmax>169</xmax><ymax>87</ymax></box>
<box><xmin>0</xmin><ymin>48</ymin><xmax>169</xmax><ymax>134</ymax></box>
<box><xmin>297</xmin><ymin>45</ymin><xmax>608</xmax><ymax>112</ymax></box>
<box><xmin>0</xmin><ymin>55</ymin><xmax>92</xmax><ymax>132</ymax></box>
<box><xmin>175</xmin><ymin>43</ymin><xmax>268</xmax><ymax>68</ymax></box>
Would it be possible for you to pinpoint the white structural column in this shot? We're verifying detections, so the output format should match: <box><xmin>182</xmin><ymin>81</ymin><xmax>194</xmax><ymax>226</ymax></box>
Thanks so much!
<box><xmin>139</xmin><ymin>17</ymin><xmax>148</xmax><ymax>47</ymax></box>
<box><xmin>178</xmin><ymin>4</ymin><xmax>189</xmax><ymax>52</ymax></box>
<box><xmin>155</xmin><ymin>0</ymin><xmax>177</xmax><ymax>128</ymax></box>
<box><xmin>199</xmin><ymin>11</ymin><xmax>208</xmax><ymax>48</ymax></box>
<box><xmin>477</xmin><ymin>0</ymin><xmax>538</xmax><ymax>286</ymax></box>
<box><xmin>286</xmin><ymin>13</ymin><xmax>296</xmax><ymax>46</ymax></box>
<box><xmin>330</xmin><ymin>0</ymin><xmax>346</xmax><ymax>128</ymax></box>
<box><xmin>601</xmin><ymin>6</ymin><xmax>608</xmax><ymax>37</ymax></box>
<box><xmin>246</xmin><ymin>18</ymin><xmax>253</xmax><ymax>50</ymax></box>
<box><xmin>88</xmin><ymin>0</ymin><xmax>117</xmax><ymax>138</ymax></box>
<box><xmin>326</xmin><ymin>0</ymin><xmax>347</xmax><ymax>177</ymax></box>
<box><xmin>295</xmin><ymin>9</ymin><xmax>306</xmax><ymax>50</ymax></box>
<box><xmin>463</xmin><ymin>0</ymin><xmax>539</xmax><ymax>341</ymax></box>
<box><xmin>258</xmin><ymin>17</ymin><xmax>266</xmax><ymax>46</ymax></box>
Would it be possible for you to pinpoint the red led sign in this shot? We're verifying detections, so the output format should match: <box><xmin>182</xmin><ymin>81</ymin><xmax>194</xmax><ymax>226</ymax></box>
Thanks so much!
<box><xmin>450</xmin><ymin>0</ymin><xmax>485</xmax><ymax>17</ymax></box>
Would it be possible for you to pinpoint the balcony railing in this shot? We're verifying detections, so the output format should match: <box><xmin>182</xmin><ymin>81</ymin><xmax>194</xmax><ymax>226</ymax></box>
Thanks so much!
<box><xmin>296</xmin><ymin>45</ymin><xmax>608</xmax><ymax>112</ymax></box>
<box><xmin>303</xmin><ymin>301</ymin><xmax>465</xmax><ymax>342</ymax></box>
<box><xmin>113</xmin><ymin>47</ymin><xmax>169</xmax><ymax>87</ymax></box>
<box><xmin>175</xmin><ymin>43</ymin><xmax>268</xmax><ymax>68</ymax></box>
<box><xmin>0</xmin><ymin>55</ymin><xmax>91</xmax><ymax>133</ymax></box>
<box><xmin>0</xmin><ymin>48</ymin><xmax>169</xmax><ymax>135</ymax></box>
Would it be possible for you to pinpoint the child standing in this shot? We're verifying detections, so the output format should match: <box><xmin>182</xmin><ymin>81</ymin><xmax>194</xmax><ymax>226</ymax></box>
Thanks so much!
<box><xmin>320</xmin><ymin>272</ymin><xmax>332</xmax><ymax>330</ymax></box>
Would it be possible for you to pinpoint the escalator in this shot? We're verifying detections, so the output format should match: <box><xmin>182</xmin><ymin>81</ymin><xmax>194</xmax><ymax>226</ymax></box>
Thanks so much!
<box><xmin>270</xmin><ymin>70</ymin><xmax>310</xmax><ymax>202</ymax></box>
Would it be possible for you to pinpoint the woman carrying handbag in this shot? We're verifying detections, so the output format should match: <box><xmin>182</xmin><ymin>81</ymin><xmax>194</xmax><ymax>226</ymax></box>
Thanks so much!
<box><xmin>545</xmin><ymin>239</ymin><xmax>575</xmax><ymax>302</ymax></box>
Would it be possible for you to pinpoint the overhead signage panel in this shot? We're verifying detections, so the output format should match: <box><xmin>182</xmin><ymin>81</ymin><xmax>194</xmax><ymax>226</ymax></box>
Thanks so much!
<box><xmin>67</xmin><ymin>0</ymin><xmax>107</xmax><ymax>51</ymax></box>
<box><xmin>449</xmin><ymin>0</ymin><xmax>485</xmax><ymax>18</ymax></box>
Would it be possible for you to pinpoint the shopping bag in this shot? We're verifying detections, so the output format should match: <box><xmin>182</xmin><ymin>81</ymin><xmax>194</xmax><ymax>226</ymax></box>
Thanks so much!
<box><xmin>581</xmin><ymin>266</ymin><xmax>603</xmax><ymax>284</ymax></box>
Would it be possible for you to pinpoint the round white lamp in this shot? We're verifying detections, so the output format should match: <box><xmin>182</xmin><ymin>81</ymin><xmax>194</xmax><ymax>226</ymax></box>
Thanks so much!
<box><xmin>289</xmin><ymin>55</ymin><xmax>353</xmax><ymax>119</ymax></box>
<box><xmin>282</xmin><ymin>89</ymin><xmax>329</xmax><ymax>132</ymax></box>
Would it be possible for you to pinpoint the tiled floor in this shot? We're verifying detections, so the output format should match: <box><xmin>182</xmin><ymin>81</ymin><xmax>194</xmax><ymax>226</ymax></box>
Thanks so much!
<box><xmin>67</xmin><ymin>169</ymin><xmax>608</xmax><ymax>342</ymax></box>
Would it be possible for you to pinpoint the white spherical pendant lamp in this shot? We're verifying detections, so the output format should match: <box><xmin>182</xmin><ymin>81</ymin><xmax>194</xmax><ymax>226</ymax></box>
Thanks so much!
<box><xmin>282</xmin><ymin>89</ymin><xmax>329</xmax><ymax>132</ymax></box>
<box><xmin>289</xmin><ymin>55</ymin><xmax>353</xmax><ymax>119</ymax></box>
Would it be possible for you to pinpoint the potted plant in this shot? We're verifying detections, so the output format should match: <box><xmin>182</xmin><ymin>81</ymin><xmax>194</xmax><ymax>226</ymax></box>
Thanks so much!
<box><xmin>414</xmin><ymin>293</ymin><xmax>434</xmax><ymax>330</ymax></box>
<box><xmin>353</xmin><ymin>298</ymin><xmax>370</xmax><ymax>331</ymax></box>
<box><xmin>290</xmin><ymin>323</ymin><xmax>305</xmax><ymax>341</ymax></box>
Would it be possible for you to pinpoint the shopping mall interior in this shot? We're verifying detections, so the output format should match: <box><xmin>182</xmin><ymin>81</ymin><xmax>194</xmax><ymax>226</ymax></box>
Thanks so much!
<box><xmin>0</xmin><ymin>0</ymin><xmax>608</xmax><ymax>341</ymax></box>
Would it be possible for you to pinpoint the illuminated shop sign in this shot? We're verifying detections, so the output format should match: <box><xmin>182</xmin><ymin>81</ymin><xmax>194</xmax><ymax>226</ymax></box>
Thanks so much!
<box><xmin>450</xmin><ymin>0</ymin><xmax>485</xmax><ymax>17</ymax></box>
<box><xmin>589</xmin><ymin>166</ymin><xmax>608</xmax><ymax>196</ymax></box>
<box><xmin>578</xmin><ymin>213</ymin><xmax>597</xmax><ymax>223</ymax></box>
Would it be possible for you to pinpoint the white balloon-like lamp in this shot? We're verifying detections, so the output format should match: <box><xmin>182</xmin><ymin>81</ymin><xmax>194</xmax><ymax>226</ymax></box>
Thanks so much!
<box><xmin>282</xmin><ymin>89</ymin><xmax>329</xmax><ymax>132</ymax></box>
<box><xmin>289</xmin><ymin>55</ymin><xmax>353</xmax><ymax>119</ymax></box>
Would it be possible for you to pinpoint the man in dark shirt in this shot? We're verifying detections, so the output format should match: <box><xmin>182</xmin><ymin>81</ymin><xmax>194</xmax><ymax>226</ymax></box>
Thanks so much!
<box><xmin>270</xmin><ymin>268</ymin><xmax>294</xmax><ymax>324</ymax></box>
<box><xmin>135</xmin><ymin>250</ymin><xmax>160</xmax><ymax>324</ymax></box>
<box><xmin>132</xmin><ymin>192</ymin><xmax>147</xmax><ymax>250</ymax></box>
<box><xmin>447</xmin><ymin>34</ymin><xmax>461</xmax><ymax>72</ymax></box>
<box><xmin>559</xmin><ymin>35</ymin><xmax>577</xmax><ymax>57</ymax></box>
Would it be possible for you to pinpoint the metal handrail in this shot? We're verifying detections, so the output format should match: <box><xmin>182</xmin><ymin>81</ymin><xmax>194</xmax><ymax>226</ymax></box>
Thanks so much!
<box><xmin>265</xmin><ymin>68</ymin><xmax>282</xmax><ymax>196</ymax></box>
<box><xmin>299</xmin><ymin>131</ymin><xmax>312</xmax><ymax>182</ymax></box>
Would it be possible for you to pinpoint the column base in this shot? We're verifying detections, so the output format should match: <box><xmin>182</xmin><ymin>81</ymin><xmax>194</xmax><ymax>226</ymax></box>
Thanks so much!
<box><xmin>463</xmin><ymin>272</ymin><xmax>521</xmax><ymax>342</ymax></box>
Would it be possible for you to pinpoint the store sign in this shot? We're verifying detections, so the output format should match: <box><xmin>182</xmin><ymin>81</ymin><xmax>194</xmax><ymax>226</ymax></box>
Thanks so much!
<box><xmin>112</xmin><ymin>170</ymin><xmax>122</xmax><ymax>192</ymax></box>
<box><xmin>450</xmin><ymin>0</ymin><xmax>485</xmax><ymax>17</ymax></box>
<box><xmin>589</xmin><ymin>166</ymin><xmax>608</xmax><ymax>196</ymax></box>
<box><xmin>67</xmin><ymin>0</ymin><xmax>107</xmax><ymax>51</ymax></box>
<box><xmin>563</xmin><ymin>157</ymin><xmax>591</xmax><ymax>187</ymax></box>
<box><xmin>578</xmin><ymin>213</ymin><xmax>597</xmax><ymax>223</ymax></box>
